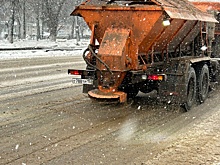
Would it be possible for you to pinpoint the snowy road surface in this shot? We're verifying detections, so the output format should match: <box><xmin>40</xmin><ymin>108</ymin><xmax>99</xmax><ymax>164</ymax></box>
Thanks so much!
<box><xmin>0</xmin><ymin>49</ymin><xmax>220</xmax><ymax>164</ymax></box>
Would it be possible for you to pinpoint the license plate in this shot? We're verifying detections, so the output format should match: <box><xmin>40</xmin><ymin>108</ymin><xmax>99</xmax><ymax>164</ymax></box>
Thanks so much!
<box><xmin>72</xmin><ymin>78</ymin><xmax>93</xmax><ymax>85</ymax></box>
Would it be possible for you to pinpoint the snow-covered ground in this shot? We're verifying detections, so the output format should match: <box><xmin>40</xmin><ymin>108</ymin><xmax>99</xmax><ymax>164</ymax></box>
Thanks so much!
<box><xmin>0</xmin><ymin>39</ymin><xmax>89</xmax><ymax>60</ymax></box>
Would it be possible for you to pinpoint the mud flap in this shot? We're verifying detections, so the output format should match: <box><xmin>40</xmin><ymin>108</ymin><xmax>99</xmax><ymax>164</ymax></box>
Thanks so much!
<box><xmin>158</xmin><ymin>60</ymin><xmax>188</xmax><ymax>105</ymax></box>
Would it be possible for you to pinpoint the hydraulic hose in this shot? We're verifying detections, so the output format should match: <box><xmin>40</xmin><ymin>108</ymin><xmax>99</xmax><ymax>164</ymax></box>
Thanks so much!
<box><xmin>83</xmin><ymin>44</ymin><xmax>113</xmax><ymax>75</ymax></box>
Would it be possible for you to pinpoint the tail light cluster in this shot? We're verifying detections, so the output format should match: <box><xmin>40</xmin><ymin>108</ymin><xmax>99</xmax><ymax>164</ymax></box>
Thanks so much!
<box><xmin>68</xmin><ymin>70</ymin><xmax>83</xmax><ymax>75</ymax></box>
<box><xmin>147</xmin><ymin>75</ymin><xmax>164</xmax><ymax>81</ymax></box>
<box><xmin>142</xmin><ymin>74</ymin><xmax>166</xmax><ymax>81</ymax></box>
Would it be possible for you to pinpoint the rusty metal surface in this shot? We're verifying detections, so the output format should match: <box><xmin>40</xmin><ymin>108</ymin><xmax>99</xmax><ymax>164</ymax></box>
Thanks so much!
<box><xmin>190</xmin><ymin>1</ymin><xmax>220</xmax><ymax>34</ymax></box>
<box><xmin>190</xmin><ymin>1</ymin><xmax>220</xmax><ymax>11</ymax></box>
<box><xmin>72</xmin><ymin>7</ymin><xmax>163</xmax><ymax>70</ymax></box>
<box><xmin>155</xmin><ymin>0</ymin><xmax>217</xmax><ymax>22</ymax></box>
<box><xmin>72</xmin><ymin>0</ymin><xmax>217</xmax><ymax>22</ymax></box>
<box><xmin>71</xmin><ymin>0</ymin><xmax>217</xmax><ymax>67</ymax></box>
<box><xmin>98</xmin><ymin>28</ymin><xmax>130</xmax><ymax>71</ymax></box>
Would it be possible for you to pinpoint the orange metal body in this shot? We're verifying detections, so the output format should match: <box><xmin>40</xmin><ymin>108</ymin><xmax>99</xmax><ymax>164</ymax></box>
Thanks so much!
<box><xmin>191</xmin><ymin>1</ymin><xmax>220</xmax><ymax>34</ymax></box>
<box><xmin>191</xmin><ymin>2</ymin><xmax>220</xmax><ymax>12</ymax></box>
<box><xmin>71</xmin><ymin>0</ymin><xmax>217</xmax><ymax>102</ymax></box>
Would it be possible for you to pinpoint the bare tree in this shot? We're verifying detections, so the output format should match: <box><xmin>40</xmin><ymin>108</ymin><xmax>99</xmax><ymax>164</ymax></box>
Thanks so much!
<box><xmin>22</xmin><ymin>0</ymin><xmax>26</xmax><ymax>39</ymax></box>
<box><xmin>70</xmin><ymin>18</ymin><xmax>75</xmax><ymax>39</ymax></box>
<box><xmin>32</xmin><ymin>1</ymin><xmax>42</xmax><ymax>40</ymax></box>
<box><xmin>16</xmin><ymin>16</ymin><xmax>21</xmax><ymax>39</ymax></box>
<box><xmin>8</xmin><ymin>0</ymin><xmax>19</xmax><ymax>43</ymax></box>
<box><xmin>44</xmin><ymin>0</ymin><xmax>67</xmax><ymax>41</ymax></box>
<box><xmin>36</xmin><ymin>8</ymin><xmax>41</xmax><ymax>40</ymax></box>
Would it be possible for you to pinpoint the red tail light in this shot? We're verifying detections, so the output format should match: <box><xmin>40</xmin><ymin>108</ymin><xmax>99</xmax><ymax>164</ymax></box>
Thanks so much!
<box><xmin>69</xmin><ymin>70</ymin><xmax>82</xmax><ymax>75</ymax></box>
<box><xmin>148</xmin><ymin>75</ymin><xmax>164</xmax><ymax>81</ymax></box>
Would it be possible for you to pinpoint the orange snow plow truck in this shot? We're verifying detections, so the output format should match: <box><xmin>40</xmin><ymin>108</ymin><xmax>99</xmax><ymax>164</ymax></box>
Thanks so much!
<box><xmin>68</xmin><ymin>0</ymin><xmax>220</xmax><ymax>110</ymax></box>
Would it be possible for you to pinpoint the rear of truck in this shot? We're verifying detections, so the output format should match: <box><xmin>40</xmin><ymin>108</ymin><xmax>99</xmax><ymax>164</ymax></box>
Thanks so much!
<box><xmin>68</xmin><ymin>0</ymin><xmax>219</xmax><ymax>109</ymax></box>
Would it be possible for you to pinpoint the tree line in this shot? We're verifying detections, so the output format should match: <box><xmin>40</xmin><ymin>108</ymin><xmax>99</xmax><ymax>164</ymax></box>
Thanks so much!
<box><xmin>0</xmin><ymin>0</ymin><xmax>86</xmax><ymax>43</ymax></box>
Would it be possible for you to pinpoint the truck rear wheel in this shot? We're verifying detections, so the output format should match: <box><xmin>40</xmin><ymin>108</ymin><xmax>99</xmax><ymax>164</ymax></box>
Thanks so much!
<box><xmin>197</xmin><ymin>64</ymin><xmax>209</xmax><ymax>103</ymax></box>
<box><xmin>184</xmin><ymin>67</ymin><xmax>197</xmax><ymax>111</ymax></box>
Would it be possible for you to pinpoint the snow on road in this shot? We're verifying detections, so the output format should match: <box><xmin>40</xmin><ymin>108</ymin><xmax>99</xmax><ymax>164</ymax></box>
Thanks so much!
<box><xmin>0</xmin><ymin>39</ymin><xmax>89</xmax><ymax>60</ymax></box>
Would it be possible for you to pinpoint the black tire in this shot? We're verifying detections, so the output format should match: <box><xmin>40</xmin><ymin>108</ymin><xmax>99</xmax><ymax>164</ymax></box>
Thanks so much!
<box><xmin>197</xmin><ymin>64</ymin><xmax>210</xmax><ymax>103</ymax></box>
<box><xmin>184</xmin><ymin>67</ymin><xmax>197</xmax><ymax>111</ymax></box>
